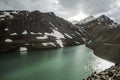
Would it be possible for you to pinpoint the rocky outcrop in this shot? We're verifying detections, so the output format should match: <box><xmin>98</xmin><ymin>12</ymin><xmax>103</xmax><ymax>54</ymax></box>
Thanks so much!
<box><xmin>85</xmin><ymin>63</ymin><xmax>120</xmax><ymax>80</ymax></box>
<box><xmin>0</xmin><ymin>10</ymin><xmax>84</xmax><ymax>53</ymax></box>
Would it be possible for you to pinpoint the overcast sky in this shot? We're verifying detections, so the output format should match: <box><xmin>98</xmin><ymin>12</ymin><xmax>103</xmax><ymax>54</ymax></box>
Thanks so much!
<box><xmin>0</xmin><ymin>0</ymin><xmax>120</xmax><ymax>22</ymax></box>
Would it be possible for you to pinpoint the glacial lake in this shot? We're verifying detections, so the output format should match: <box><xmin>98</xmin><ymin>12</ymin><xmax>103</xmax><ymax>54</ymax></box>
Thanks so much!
<box><xmin>0</xmin><ymin>45</ymin><xmax>114</xmax><ymax>80</ymax></box>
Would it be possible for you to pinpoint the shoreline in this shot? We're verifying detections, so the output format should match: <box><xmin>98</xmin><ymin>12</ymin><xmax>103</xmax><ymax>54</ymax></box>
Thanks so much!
<box><xmin>85</xmin><ymin>63</ymin><xmax>120</xmax><ymax>80</ymax></box>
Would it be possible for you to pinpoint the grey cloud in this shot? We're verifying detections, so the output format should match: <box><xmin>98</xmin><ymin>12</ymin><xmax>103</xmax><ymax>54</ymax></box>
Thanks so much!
<box><xmin>0</xmin><ymin>0</ymin><xmax>25</xmax><ymax>10</ymax></box>
<box><xmin>57</xmin><ymin>0</ymin><xmax>116</xmax><ymax>20</ymax></box>
<box><xmin>0</xmin><ymin>0</ymin><xmax>120</xmax><ymax>21</ymax></box>
<box><xmin>58</xmin><ymin>0</ymin><xmax>114</xmax><ymax>15</ymax></box>
<box><xmin>81</xmin><ymin>0</ymin><xmax>114</xmax><ymax>15</ymax></box>
<box><xmin>106</xmin><ymin>6</ymin><xmax>120</xmax><ymax>23</ymax></box>
<box><xmin>58</xmin><ymin>0</ymin><xmax>81</xmax><ymax>10</ymax></box>
<box><xmin>0</xmin><ymin>0</ymin><xmax>58</xmax><ymax>11</ymax></box>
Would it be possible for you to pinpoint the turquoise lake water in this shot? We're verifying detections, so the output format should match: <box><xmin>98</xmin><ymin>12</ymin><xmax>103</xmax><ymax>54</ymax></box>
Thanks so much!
<box><xmin>0</xmin><ymin>45</ymin><xmax>114</xmax><ymax>80</ymax></box>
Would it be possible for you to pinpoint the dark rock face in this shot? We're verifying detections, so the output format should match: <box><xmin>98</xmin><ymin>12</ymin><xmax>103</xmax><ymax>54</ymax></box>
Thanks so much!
<box><xmin>0</xmin><ymin>10</ymin><xmax>84</xmax><ymax>53</ymax></box>
<box><xmin>76</xmin><ymin>15</ymin><xmax>120</xmax><ymax>63</ymax></box>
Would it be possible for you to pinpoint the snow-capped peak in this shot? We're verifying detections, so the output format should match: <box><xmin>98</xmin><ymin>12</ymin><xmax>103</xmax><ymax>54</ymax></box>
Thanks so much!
<box><xmin>78</xmin><ymin>16</ymin><xmax>95</xmax><ymax>24</ymax></box>
<box><xmin>96</xmin><ymin>15</ymin><xmax>112</xmax><ymax>22</ymax></box>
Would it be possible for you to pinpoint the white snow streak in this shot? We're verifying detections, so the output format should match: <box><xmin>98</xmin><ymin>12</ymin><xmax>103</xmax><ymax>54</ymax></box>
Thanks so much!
<box><xmin>42</xmin><ymin>42</ymin><xmax>56</xmax><ymax>46</ymax></box>
<box><xmin>10</xmin><ymin>33</ymin><xmax>17</xmax><ymax>36</ymax></box>
<box><xmin>36</xmin><ymin>35</ymin><xmax>48</xmax><ymax>39</ymax></box>
<box><xmin>4</xmin><ymin>28</ymin><xmax>8</xmax><ymax>31</ymax></box>
<box><xmin>5</xmin><ymin>39</ymin><xmax>13</xmax><ymax>42</ymax></box>
<box><xmin>64</xmin><ymin>33</ymin><xmax>72</xmax><ymax>39</ymax></box>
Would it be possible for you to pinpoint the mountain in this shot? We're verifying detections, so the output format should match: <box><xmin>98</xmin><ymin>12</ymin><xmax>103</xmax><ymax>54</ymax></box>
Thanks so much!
<box><xmin>75</xmin><ymin>15</ymin><xmax>120</xmax><ymax>63</ymax></box>
<box><xmin>0</xmin><ymin>10</ymin><xmax>84</xmax><ymax>53</ymax></box>
<box><xmin>75</xmin><ymin>15</ymin><xmax>118</xmax><ymax>40</ymax></box>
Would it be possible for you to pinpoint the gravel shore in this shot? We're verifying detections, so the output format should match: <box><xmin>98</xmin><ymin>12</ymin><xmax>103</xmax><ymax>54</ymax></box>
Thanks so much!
<box><xmin>85</xmin><ymin>63</ymin><xmax>120</xmax><ymax>80</ymax></box>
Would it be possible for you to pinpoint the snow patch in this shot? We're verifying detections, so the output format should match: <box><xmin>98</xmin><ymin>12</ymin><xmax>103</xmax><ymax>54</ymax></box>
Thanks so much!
<box><xmin>0</xmin><ymin>18</ymin><xmax>5</xmax><ymax>20</ymax></box>
<box><xmin>4</xmin><ymin>12</ymin><xmax>14</xmax><ymax>19</ymax></box>
<box><xmin>22</xmin><ymin>30</ymin><xmax>27</xmax><ymax>34</ymax></box>
<box><xmin>88</xmin><ymin>40</ymin><xmax>92</xmax><ymax>44</ymax></box>
<box><xmin>72</xmin><ymin>34</ymin><xmax>75</xmax><ymax>36</ymax></box>
<box><xmin>56</xmin><ymin>40</ymin><xmax>64</xmax><ymax>47</ymax></box>
<box><xmin>45</xmin><ymin>29</ymin><xmax>65</xmax><ymax>39</ymax></box>
<box><xmin>11</xmin><ymin>11</ymin><xmax>18</xmax><ymax>14</ymax></box>
<box><xmin>75</xmin><ymin>31</ymin><xmax>81</xmax><ymax>36</ymax></box>
<box><xmin>64</xmin><ymin>33</ymin><xmax>72</xmax><ymax>39</ymax></box>
<box><xmin>4</xmin><ymin>28</ymin><xmax>8</xmax><ymax>31</ymax></box>
<box><xmin>49</xmin><ymin>21</ymin><xmax>58</xmax><ymax>30</ymax></box>
<box><xmin>42</xmin><ymin>42</ymin><xmax>56</xmax><ymax>47</ymax></box>
<box><xmin>36</xmin><ymin>35</ymin><xmax>48</xmax><ymax>39</ymax></box>
<box><xmin>53</xmin><ymin>29</ymin><xmax>65</xmax><ymax>39</ymax></box>
<box><xmin>30</xmin><ymin>32</ymin><xmax>42</xmax><ymax>35</ymax></box>
<box><xmin>20</xmin><ymin>47</ymin><xmax>27</xmax><ymax>51</ymax></box>
<box><xmin>30</xmin><ymin>32</ymin><xmax>35</xmax><ymax>34</ymax></box>
<box><xmin>4</xmin><ymin>12</ymin><xmax>10</xmax><ymax>15</ymax></box>
<box><xmin>75</xmin><ymin>41</ymin><xmax>80</xmax><ymax>44</ymax></box>
<box><xmin>82</xmin><ymin>37</ymin><xmax>86</xmax><ymax>41</ymax></box>
<box><xmin>0</xmin><ymin>15</ymin><xmax>5</xmax><ymax>18</ymax></box>
<box><xmin>108</xmin><ymin>23</ymin><xmax>117</xmax><ymax>28</ymax></box>
<box><xmin>38</xmin><ymin>32</ymin><xmax>42</xmax><ymax>35</ymax></box>
<box><xmin>5</xmin><ymin>39</ymin><xmax>13</xmax><ymax>42</ymax></box>
<box><xmin>10</xmin><ymin>33</ymin><xmax>17</xmax><ymax>36</ymax></box>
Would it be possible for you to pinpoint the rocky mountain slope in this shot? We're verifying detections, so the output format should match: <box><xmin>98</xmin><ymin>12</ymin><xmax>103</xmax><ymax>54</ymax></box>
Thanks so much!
<box><xmin>75</xmin><ymin>15</ymin><xmax>120</xmax><ymax>63</ymax></box>
<box><xmin>75</xmin><ymin>15</ymin><xmax>117</xmax><ymax>40</ymax></box>
<box><xmin>0</xmin><ymin>10</ymin><xmax>84</xmax><ymax>53</ymax></box>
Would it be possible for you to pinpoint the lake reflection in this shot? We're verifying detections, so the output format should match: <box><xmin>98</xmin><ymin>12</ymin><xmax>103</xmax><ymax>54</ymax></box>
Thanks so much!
<box><xmin>0</xmin><ymin>45</ymin><xmax>114</xmax><ymax>80</ymax></box>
